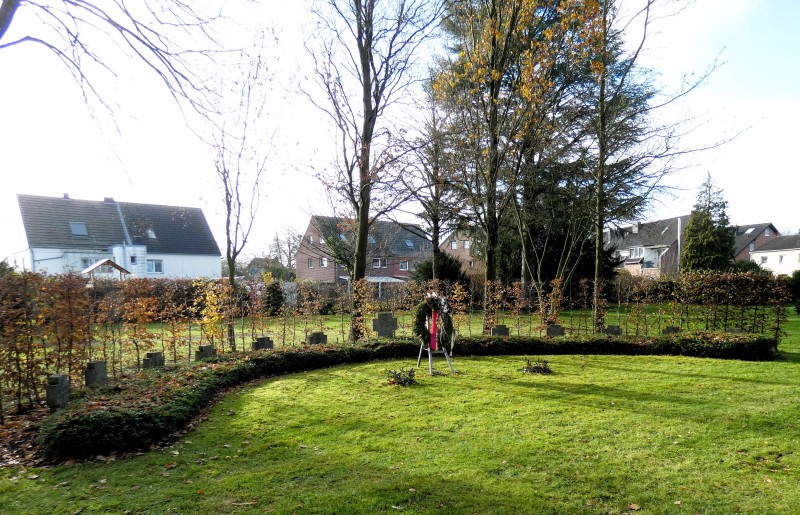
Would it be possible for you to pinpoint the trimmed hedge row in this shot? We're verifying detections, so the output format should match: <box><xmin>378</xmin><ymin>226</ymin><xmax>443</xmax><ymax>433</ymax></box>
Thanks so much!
<box><xmin>39</xmin><ymin>332</ymin><xmax>777</xmax><ymax>460</ymax></box>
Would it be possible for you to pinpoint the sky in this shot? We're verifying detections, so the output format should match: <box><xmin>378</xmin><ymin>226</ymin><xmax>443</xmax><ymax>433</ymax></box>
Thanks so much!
<box><xmin>1</xmin><ymin>0</ymin><xmax>798</xmax><ymax>267</ymax></box>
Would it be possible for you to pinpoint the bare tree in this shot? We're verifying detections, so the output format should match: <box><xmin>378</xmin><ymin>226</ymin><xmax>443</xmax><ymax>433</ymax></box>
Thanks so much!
<box><xmin>399</xmin><ymin>76</ymin><xmax>462</xmax><ymax>280</ymax></box>
<box><xmin>213</xmin><ymin>50</ymin><xmax>271</xmax><ymax>351</ymax></box>
<box><xmin>306</xmin><ymin>0</ymin><xmax>443</xmax><ymax>339</ymax></box>
<box><xmin>0</xmin><ymin>1</ymin><xmax>221</xmax><ymax>116</ymax></box>
<box><xmin>268</xmin><ymin>227</ymin><xmax>302</xmax><ymax>269</ymax></box>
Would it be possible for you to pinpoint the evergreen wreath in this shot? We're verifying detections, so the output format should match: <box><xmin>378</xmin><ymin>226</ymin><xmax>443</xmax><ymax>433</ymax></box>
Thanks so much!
<box><xmin>412</xmin><ymin>293</ymin><xmax>454</xmax><ymax>351</ymax></box>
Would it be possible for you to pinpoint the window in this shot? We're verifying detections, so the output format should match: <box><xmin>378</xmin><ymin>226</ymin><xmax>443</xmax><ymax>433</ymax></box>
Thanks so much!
<box><xmin>368</xmin><ymin>235</ymin><xmax>376</xmax><ymax>244</ymax></box>
<box><xmin>450</xmin><ymin>240</ymin><xmax>458</xmax><ymax>250</ymax></box>
<box><xmin>469</xmin><ymin>260</ymin><xmax>475</xmax><ymax>268</ymax></box>
<box><xmin>319</xmin><ymin>235</ymin><xmax>325</xmax><ymax>244</ymax></box>
<box><xmin>745</xmin><ymin>227</ymin><xmax>754</xmax><ymax>235</ymax></box>
<box><xmin>749</xmin><ymin>243</ymin><xmax>755</xmax><ymax>252</ymax></box>
<box><xmin>146</xmin><ymin>259</ymin><xmax>163</xmax><ymax>274</ymax></box>
<box><xmin>319</xmin><ymin>257</ymin><xmax>328</xmax><ymax>268</ymax></box>
<box><xmin>81</xmin><ymin>258</ymin><xmax>93</xmax><ymax>268</ymax></box>
<box><xmin>761</xmin><ymin>256</ymin><xmax>768</xmax><ymax>264</ymax></box>
<box><xmin>399</xmin><ymin>260</ymin><xmax>409</xmax><ymax>271</ymax></box>
<box><xmin>372</xmin><ymin>258</ymin><xmax>387</xmax><ymax>268</ymax></box>
<box><xmin>629</xmin><ymin>247</ymin><xmax>644</xmax><ymax>258</ymax></box>
<box><xmin>147</xmin><ymin>229</ymin><xmax>156</xmax><ymax>239</ymax></box>
<box><xmin>464</xmin><ymin>240</ymin><xmax>471</xmax><ymax>249</ymax></box>
<box><xmin>307</xmin><ymin>257</ymin><xmax>314</xmax><ymax>268</ymax></box>
<box><xmin>70</xmin><ymin>222</ymin><xmax>88</xmax><ymax>236</ymax></box>
<box><xmin>306</xmin><ymin>235</ymin><xmax>313</xmax><ymax>244</ymax></box>
<box><xmin>405</xmin><ymin>240</ymin><xmax>414</xmax><ymax>248</ymax></box>
<box><xmin>130</xmin><ymin>255</ymin><xmax>137</xmax><ymax>264</ymax></box>
<box><xmin>765</xmin><ymin>228</ymin><xmax>771</xmax><ymax>237</ymax></box>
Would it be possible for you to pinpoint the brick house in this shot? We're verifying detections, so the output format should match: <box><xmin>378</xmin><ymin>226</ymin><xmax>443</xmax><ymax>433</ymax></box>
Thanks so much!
<box><xmin>440</xmin><ymin>229</ymin><xmax>484</xmax><ymax>281</ymax></box>
<box><xmin>294</xmin><ymin>216</ymin><xmax>432</xmax><ymax>285</ymax></box>
<box><xmin>733</xmin><ymin>223</ymin><xmax>780</xmax><ymax>261</ymax></box>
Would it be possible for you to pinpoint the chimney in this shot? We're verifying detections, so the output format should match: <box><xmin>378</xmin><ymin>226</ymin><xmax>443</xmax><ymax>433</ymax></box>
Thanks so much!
<box><xmin>63</xmin><ymin>193</ymin><xmax>70</xmax><ymax>200</ymax></box>
<box><xmin>632</xmin><ymin>222</ymin><xmax>639</xmax><ymax>234</ymax></box>
<box><xmin>104</xmin><ymin>197</ymin><xmax>114</xmax><ymax>203</ymax></box>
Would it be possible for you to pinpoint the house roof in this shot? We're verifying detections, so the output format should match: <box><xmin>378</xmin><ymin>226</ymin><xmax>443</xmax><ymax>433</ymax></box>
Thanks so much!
<box><xmin>118</xmin><ymin>202</ymin><xmax>220</xmax><ymax>255</ymax></box>
<box><xmin>606</xmin><ymin>215</ymin><xmax>690</xmax><ymax>250</ymax></box>
<box><xmin>733</xmin><ymin>223</ymin><xmax>777</xmax><ymax>255</ymax></box>
<box><xmin>308</xmin><ymin>215</ymin><xmax>431</xmax><ymax>257</ymax></box>
<box><xmin>752</xmin><ymin>234</ymin><xmax>800</xmax><ymax>252</ymax></box>
<box><xmin>18</xmin><ymin>194</ymin><xmax>220</xmax><ymax>256</ymax></box>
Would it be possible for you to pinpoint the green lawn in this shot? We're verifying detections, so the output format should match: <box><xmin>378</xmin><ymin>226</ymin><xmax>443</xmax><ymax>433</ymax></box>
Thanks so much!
<box><xmin>3</xmin><ymin>316</ymin><xmax>800</xmax><ymax>513</ymax></box>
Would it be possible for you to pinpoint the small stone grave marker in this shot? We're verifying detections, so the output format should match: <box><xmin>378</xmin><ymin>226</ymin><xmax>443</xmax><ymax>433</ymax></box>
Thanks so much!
<box><xmin>604</xmin><ymin>325</ymin><xmax>622</xmax><ymax>336</ymax></box>
<box><xmin>252</xmin><ymin>336</ymin><xmax>274</xmax><ymax>351</ymax></box>
<box><xmin>195</xmin><ymin>345</ymin><xmax>217</xmax><ymax>361</ymax></box>
<box><xmin>726</xmin><ymin>328</ymin><xmax>744</xmax><ymax>334</ymax></box>
<box><xmin>546</xmin><ymin>324</ymin><xmax>565</xmax><ymax>337</ymax></box>
<box><xmin>662</xmin><ymin>326</ymin><xmax>682</xmax><ymax>335</ymax></box>
<box><xmin>372</xmin><ymin>312</ymin><xmax>398</xmax><ymax>338</ymax></box>
<box><xmin>143</xmin><ymin>351</ymin><xmax>165</xmax><ymax>369</ymax></box>
<box><xmin>46</xmin><ymin>374</ymin><xmax>70</xmax><ymax>411</ymax></box>
<box><xmin>84</xmin><ymin>361</ymin><xmax>107</xmax><ymax>387</ymax></box>
<box><xmin>490</xmin><ymin>325</ymin><xmax>510</xmax><ymax>337</ymax></box>
<box><xmin>306</xmin><ymin>332</ymin><xmax>328</xmax><ymax>345</ymax></box>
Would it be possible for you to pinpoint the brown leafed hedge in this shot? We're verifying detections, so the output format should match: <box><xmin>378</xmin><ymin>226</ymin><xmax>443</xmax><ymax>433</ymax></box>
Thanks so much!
<box><xmin>39</xmin><ymin>332</ymin><xmax>777</xmax><ymax>460</ymax></box>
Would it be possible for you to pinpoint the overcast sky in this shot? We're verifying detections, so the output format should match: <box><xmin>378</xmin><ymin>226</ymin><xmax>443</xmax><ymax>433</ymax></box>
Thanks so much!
<box><xmin>1</xmin><ymin>0</ymin><xmax>798</xmax><ymax>266</ymax></box>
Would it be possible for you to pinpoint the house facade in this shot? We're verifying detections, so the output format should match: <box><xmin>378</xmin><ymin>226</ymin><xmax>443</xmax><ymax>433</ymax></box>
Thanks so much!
<box><xmin>17</xmin><ymin>194</ymin><xmax>221</xmax><ymax>279</ymax></box>
<box><xmin>295</xmin><ymin>216</ymin><xmax>432</xmax><ymax>284</ymax></box>
<box><xmin>750</xmin><ymin>235</ymin><xmax>800</xmax><ymax>276</ymax></box>
<box><xmin>440</xmin><ymin>229</ymin><xmax>484</xmax><ymax>281</ymax></box>
<box><xmin>607</xmin><ymin>216</ymin><xmax>782</xmax><ymax>278</ymax></box>
<box><xmin>606</xmin><ymin>216</ymin><xmax>689</xmax><ymax>278</ymax></box>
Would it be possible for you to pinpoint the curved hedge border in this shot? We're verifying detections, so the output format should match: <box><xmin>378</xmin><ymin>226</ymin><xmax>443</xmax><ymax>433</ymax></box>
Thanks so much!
<box><xmin>39</xmin><ymin>332</ymin><xmax>777</xmax><ymax>460</ymax></box>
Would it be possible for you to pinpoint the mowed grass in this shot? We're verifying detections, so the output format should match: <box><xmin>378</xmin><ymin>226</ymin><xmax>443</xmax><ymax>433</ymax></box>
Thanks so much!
<box><xmin>3</xmin><ymin>315</ymin><xmax>800</xmax><ymax>513</ymax></box>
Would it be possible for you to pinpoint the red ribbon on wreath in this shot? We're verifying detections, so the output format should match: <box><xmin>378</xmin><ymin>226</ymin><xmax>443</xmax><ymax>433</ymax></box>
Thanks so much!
<box><xmin>430</xmin><ymin>310</ymin><xmax>438</xmax><ymax>351</ymax></box>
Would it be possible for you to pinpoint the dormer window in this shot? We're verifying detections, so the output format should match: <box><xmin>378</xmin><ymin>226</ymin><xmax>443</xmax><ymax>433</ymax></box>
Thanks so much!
<box><xmin>147</xmin><ymin>229</ymin><xmax>156</xmax><ymax>239</ymax></box>
<box><xmin>70</xmin><ymin>222</ymin><xmax>88</xmax><ymax>236</ymax></box>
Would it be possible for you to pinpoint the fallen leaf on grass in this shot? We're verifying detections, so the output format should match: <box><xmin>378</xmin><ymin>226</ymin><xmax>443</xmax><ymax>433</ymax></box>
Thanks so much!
<box><xmin>628</xmin><ymin>504</ymin><xmax>640</xmax><ymax>511</ymax></box>
<box><xmin>197</xmin><ymin>489</ymin><xmax>205</xmax><ymax>496</ymax></box>
<box><xmin>164</xmin><ymin>462</ymin><xmax>178</xmax><ymax>470</ymax></box>
<box><xmin>27</xmin><ymin>474</ymin><xmax>39</xmax><ymax>480</ymax></box>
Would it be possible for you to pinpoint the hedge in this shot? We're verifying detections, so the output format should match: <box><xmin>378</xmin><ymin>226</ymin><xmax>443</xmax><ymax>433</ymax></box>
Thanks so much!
<box><xmin>39</xmin><ymin>332</ymin><xmax>777</xmax><ymax>460</ymax></box>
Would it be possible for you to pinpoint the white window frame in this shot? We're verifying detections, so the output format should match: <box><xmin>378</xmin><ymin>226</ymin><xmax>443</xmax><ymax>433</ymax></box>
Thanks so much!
<box><xmin>749</xmin><ymin>243</ymin><xmax>755</xmax><ymax>252</ymax></box>
<box><xmin>307</xmin><ymin>257</ymin><xmax>314</xmax><ymax>268</ymax></box>
<box><xmin>147</xmin><ymin>259</ymin><xmax>164</xmax><ymax>274</ymax></box>
<box><xmin>81</xmin><ymin>257</ymin><xmax>93</xmax><ymax>268</ymax></box>
<box><xmin>319</xmin><ymin>257</ymin><xmax>328</xmax><ymax>268</ymax></box>
<box><xmin>306</xmin><ymin>235</ymin><xmax>313</xmax><ymax>244</ymax></box>
<box><xmin>399</xmin><ymin>260</ymin><xmax>408</xmax><ymax>271</ymax></box>
<box><xmin>464</xmin><ymin>240</ymin><xmax>471</xmax><ymax>249</ymax></box>
<box><xmin>761</xmin><ymin>256</ymin><xmax>768</xmax><ymax>264</ymax></box>
<box><xmin>372</xmin><ymin>258</ymin><xmax>387</xmax><ymax>268</ymax></box>
<box><xmin>450</xmin><ymin>240</ymin><xmax>458</xmax><ymax>250</ymax></box>
<box><xmin>765</xmin><ymin>228</ymin><xmax>771</xmax><ymax>237</ymax></box>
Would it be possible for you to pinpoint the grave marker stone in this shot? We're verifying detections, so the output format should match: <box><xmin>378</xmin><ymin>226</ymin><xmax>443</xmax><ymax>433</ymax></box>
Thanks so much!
<box><xmin>546</xmin><ymin>324</ymin><xmax>565</xmax><ymax>337</ymax></box>
<box><xmin>306</xmin><ymin>332</ymin><xmax>328</xmax><ymax>345</ymax></box>
<box><xmin>604</xmin><ymin>325</ymin><xmax>622</xmax><ymax>336</ymax></box>
<box><xmin>662</xmin><ymin>326</ymin><xmax>681</xmax><ymax>335</ymax></box>
<box><xmin>143</xmin><ymin>351</ymin><xmax>165</xmax><ymax>369</ymax></box>
<box><xmin>372</xmin><ymin>312</ymin><xmax>398</xmax><ymax>338</ymax></box>
<box><xmin>252</xmin><ymin>336</ymin><xmax>274</xmax><ymax>351</ymax></box>
<box><xmin>726</xmin><ymin>328</ymin><xmax>744</xmax><ymax>334</ymax></box>
<box><xmin>46</xmin><ymin>374</ymin><xmax>70</xmax><ymax>411</ymax></box>
<box><xmin>84</xmin><ymin>361</ymin><xmax>107</xmax><ymax>387</ymax></box>
<box><xmin>490</xmin><ymin>325</ymin><xmax>510</xmax><ymax>337</ymax></box>
<box><xmin>195</xmin><ymin>345</ymin><xmax>217</xmax><ymax>361</ymax></box>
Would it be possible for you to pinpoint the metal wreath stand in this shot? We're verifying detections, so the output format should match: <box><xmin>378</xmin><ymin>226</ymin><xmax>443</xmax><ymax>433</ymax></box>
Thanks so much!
<box><xmin>415</xmin><ymin>293</ymin><xmax>455</xmax><ymax>375</ymax></box>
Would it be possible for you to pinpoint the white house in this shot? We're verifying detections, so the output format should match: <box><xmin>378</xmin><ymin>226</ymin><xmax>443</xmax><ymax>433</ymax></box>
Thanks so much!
<box><xmin>750</xmin><ymin>235</ymin><xmax>800</xmax><ymax>277</ymax></box>
<box><xmin>17</xmin><ymin>194</ymin><xmax>221</xmax><ymax>279</ymax></box>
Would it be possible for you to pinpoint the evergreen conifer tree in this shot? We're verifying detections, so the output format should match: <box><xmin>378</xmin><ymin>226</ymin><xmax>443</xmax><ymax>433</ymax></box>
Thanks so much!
<box><xmin>680</xmin><ymin>173</ymin><xmax>735</xmax><ymax>271</ymax></box>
